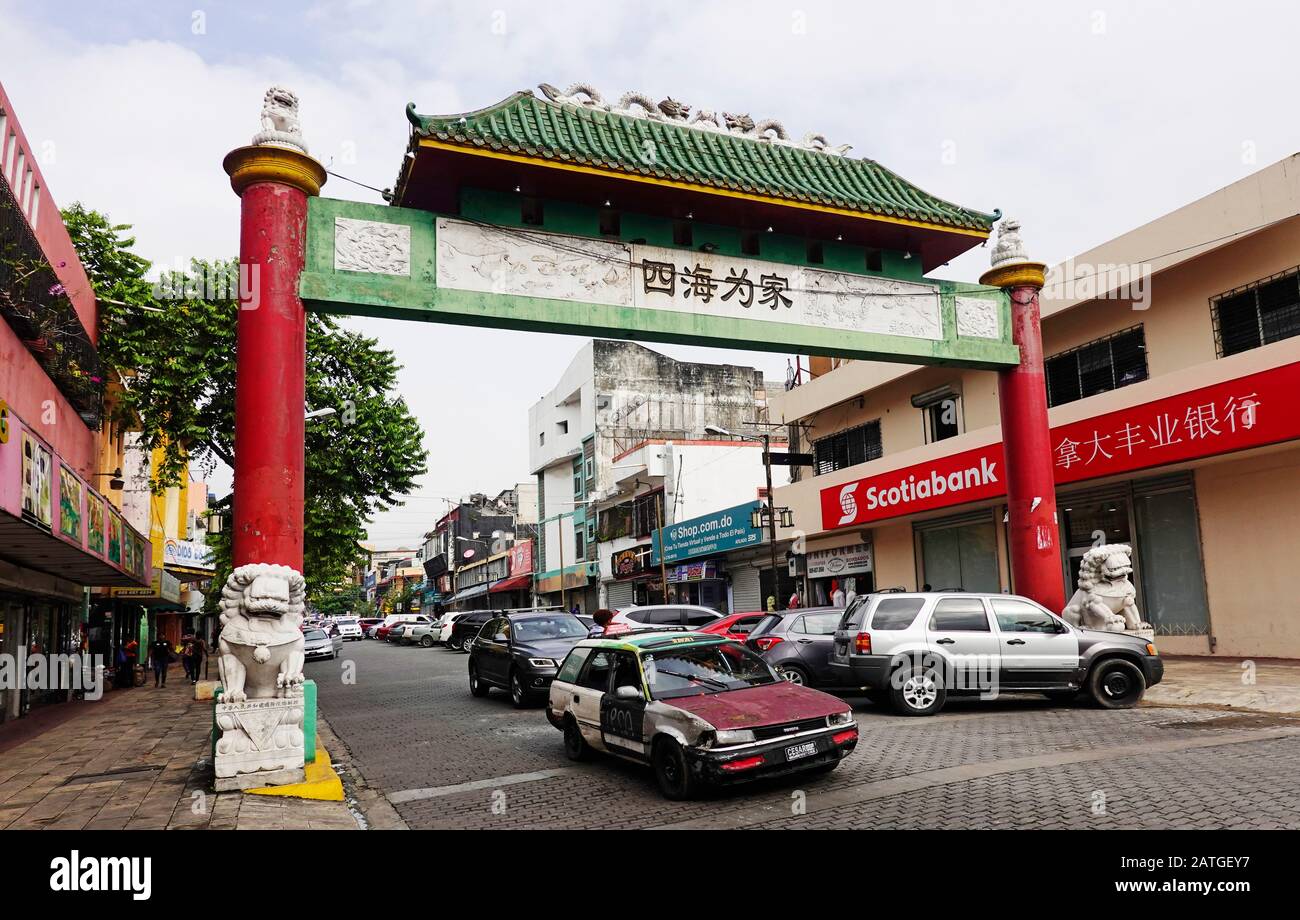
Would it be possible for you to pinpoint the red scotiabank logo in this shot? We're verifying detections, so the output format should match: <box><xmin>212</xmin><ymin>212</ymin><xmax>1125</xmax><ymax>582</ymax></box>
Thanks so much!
<box><xmin>821</xmin><ymin>361</ymin><xmax>1300</xmax><ymax>530</ymax></box>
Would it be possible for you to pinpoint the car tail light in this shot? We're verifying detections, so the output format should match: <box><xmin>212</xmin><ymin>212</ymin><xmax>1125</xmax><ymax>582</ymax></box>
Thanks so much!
<box><xmin>720</xmin><ymin>755</ymin><xmax>766</xmax><ymax>772</ymax></box>
<box><xmin>854</xmin><ymin>632</ymin><xmax>872</xmax><ymax>654</ymax></box>
<box><xmin>753</xmin><ymin>636</ymin><xmax>784</xmax><ymax>651</ymax></box>
<box><xmin>832</xmin><ymin>728</ymin><xmax>859</xmax><ymax>745</ymax></box>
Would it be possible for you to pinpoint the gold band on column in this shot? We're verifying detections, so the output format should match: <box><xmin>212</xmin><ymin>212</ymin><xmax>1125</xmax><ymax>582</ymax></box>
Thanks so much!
<box><xmin>980</xmin><ymin>261</ymin><xmax>1047</xmax><ymax>290</ymax></box>
<box><xmin>223</xmin><ymin>145</ymin><xmax>327</xmax><ymax>197</ymax></box>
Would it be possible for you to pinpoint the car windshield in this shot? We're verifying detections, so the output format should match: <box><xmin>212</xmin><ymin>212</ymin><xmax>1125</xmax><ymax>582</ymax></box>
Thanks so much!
<box><xmin>304</xmin><ymin>629</ymin><xmax>327</xmax><ymax>641</ymax></box>
<box><xmin>513</xmin><ymin>615</ymin><xmax>589</xmax><ymax>641</ymax></box>
<box><xmin>337</xmin><ymin>618</ymin><xmax>358</xmax><ymax>625</ymax></box>
<box><xmin>642</xmin><ymin>642</ymin><xmax>778</xmax><ymax>700</ymax></box>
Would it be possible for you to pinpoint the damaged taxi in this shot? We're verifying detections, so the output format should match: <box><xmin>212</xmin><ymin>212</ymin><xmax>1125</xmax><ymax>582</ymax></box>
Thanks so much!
<box><xmin>547</xmin><ymin>631</ymin><xmax>859</xmax><ymax>799</ymax></box>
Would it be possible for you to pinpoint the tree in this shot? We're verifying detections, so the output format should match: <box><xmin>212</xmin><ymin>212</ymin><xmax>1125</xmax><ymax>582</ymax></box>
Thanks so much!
<box><xmin>64</xmin><ymin>205</ymin><xmax>428</xmax><ymax>603</ymax></box>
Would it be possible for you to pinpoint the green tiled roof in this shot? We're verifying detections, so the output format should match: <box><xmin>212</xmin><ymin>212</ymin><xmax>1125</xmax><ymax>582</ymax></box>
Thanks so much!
<box><xmin>406</xmin><ymin>92</ymin><xmax>997</xmax><ymax>234</ymax></box>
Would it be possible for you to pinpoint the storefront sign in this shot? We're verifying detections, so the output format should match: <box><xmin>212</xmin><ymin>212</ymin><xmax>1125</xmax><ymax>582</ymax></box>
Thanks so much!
<box><xmin>21</xmin><ymin>431</ymin><xmax>52</xmax><ymax>530</ymax></box>
<box><xmin>111</xmin><ymin>569</ymin><xmax>181</xmax><ymax>602</ymax></box>
<box><xmin>509</xmin><ymin>539</ymin><xmax>534</xmax><ymax>576</ymax></box>
<box><xmin>667</xmin><ymin>561</ymin><xmax>718</xmax><ymax>584</ymax></box>
<box><xmin>87</xmin><ymin>496</ymin><xmax>105</xmax><ymax>555</ymax></box>
<box><xmin>823</xmin><ymin>361</ymin><xmax>1300</xmax><ymax>529</ymax></box>
<box><xmin>58</xmin><ymin>465</ymin><xmax>83</xmax><ymax>542</ymax></box>
<box><xmin>653</xmin><ymin>501</ymin><xmax>763</xmax><ymax>564</ymax></box>
<box><xmin>807</xmin><ymin>544</ymin><xmax>874</xmax><ymax>578</ymax></box>
<box><xmin>163</xmin><ymin>538</ymin><xmax>215</xmax><ymax>571</ymax></box>
<box><xmin>611</xmin><ymin>546</ymin><xmax>650</xmax><ymax>577</ymax></box>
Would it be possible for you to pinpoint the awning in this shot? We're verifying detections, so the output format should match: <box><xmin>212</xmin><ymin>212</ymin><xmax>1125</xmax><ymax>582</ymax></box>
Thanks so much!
<box><xmin>451</xmin><ymin>582</ymin><xmax>489</xmax><ymax>603</ymax></box>
<box><xmin>0</xmin><ymin>511</ymin><xmax>149</xmax><ymax>588</ymax></box>
<box><xmin>489</xmin><ymin>574</ymin><xmax>532</xmax><ymax>594</ymax></box>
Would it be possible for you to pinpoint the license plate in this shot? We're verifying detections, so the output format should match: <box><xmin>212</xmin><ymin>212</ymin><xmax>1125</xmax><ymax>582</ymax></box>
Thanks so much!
<box><xmin>784</xmin><ymin>740</ymin><xmax>818</xmax><ymax>762</ymax></box>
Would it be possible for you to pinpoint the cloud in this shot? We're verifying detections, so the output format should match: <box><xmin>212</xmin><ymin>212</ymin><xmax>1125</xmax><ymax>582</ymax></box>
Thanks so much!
<box><xmin>7</xmin><ymin>0</ymin><xmax>1299</xmax><ymax>547</ymax></box>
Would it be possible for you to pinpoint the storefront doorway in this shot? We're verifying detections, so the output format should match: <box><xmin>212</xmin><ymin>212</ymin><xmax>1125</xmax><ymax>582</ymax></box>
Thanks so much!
<box><xmin>916</xmin><ymin>512</ymin><xmax>1001</xmax><ymax>593</ymax></box>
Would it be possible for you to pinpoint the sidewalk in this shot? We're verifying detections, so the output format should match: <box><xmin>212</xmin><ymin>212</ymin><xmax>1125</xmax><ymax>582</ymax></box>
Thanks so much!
<box><xmin>0</xmin><ymin>663</ymin><xmax>391</xmax><ymax>830</ymax></box>
<box><xmin>1145</xmin><ymin>656</ymin><xmax>1300</xmax><ymax>714</ymax></box>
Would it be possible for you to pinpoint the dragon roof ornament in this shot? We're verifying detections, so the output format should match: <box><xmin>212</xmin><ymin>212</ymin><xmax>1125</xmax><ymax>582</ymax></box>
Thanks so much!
<box><xmin>536</xmin><ymin>82</ymin><xmax>852</xmax><ymax>156</ymax></box>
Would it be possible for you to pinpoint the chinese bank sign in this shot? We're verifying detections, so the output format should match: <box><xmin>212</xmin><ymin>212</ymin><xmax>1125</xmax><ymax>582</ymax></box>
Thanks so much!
<box><xmin>823</xmin><ymin>361</ymin><xmax>1300</xmax><ymax>529</ymax></box>
<box><xmin>653</xmin><ymin>501</ymin><xmax>763</xmax><ymax>565</ymax></box>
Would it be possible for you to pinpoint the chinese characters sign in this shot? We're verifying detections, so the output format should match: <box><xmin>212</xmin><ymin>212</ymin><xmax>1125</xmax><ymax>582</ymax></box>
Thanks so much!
<box><xmin>823</xmin><ymin>362</ymin><xmax>1300</xmax><ymax>530</ymax></box>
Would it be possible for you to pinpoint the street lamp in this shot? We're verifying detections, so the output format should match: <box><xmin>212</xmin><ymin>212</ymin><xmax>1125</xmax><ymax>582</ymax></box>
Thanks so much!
<box><xmin>305</xmin><ymin>406</ymin><xmax>336</xmax><ymax>421</ymax></box>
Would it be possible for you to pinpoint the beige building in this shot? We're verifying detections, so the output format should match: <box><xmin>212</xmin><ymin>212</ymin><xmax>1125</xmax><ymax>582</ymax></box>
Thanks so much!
<box><xmin>770</xmin><ymin>156</ymin><xmax>1300</xmax><ymax>659</ymax></box>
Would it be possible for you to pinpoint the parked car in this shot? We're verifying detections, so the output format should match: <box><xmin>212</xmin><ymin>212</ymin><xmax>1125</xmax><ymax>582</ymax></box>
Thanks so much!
<box><xmin>402</xmin><ymin>622</ymin><xmax>441</xmax><ymax>647</ymax></box>
<box><xmin>334</xmin><ymin>617</ymin><xmax>363</xmax><ymax>641</ymax></box>
<box><xmin>376</xmin><ymin>614</ymin><xmax>428</xmax><ymax>642</ymax></box>
<box><xmin>303</xmin><ymin>627</ymin><xmax>342</xmax><ymax>661</ymax></box>
<box><xmin>829</xmin><ymin>592</ymin><xmax>1164</xmax><ymax>716</ymax></box>
<box><xmin>448</xmin><ymin>610</ymin><xmax>496</xmax><ymax>651</ymax></box>
<box><xmin>605</xmin><ymin>605</ymin><xmax>723</xmax><ymax>634</ymax></box>
<box><xmin>699</xmin><ymin>611</ymin><xmax>768</xmax><ymax>642</ymax></box>
<box><xmin>745</xmin><ymin>607</ymin><xmax>844</xmax><ymax>687</ymax></box>
<box><xmin>547</xmin><ymin>631</ymin><xmax>858</xmax><ymax>799</ymax></box>
<box><xmin>358</xmin><ymin>617</ymin><xmax>384</xmax><ymax>638</ymax></box>
<box><xmin>437</xmin><ymin>612</ymin><xmax>469</xmax><ymax>646</ymax></box>
<box><xmin>468</xmin><ymin>611</ymin><xmax>592</xmax><ymax>706</ymax></box>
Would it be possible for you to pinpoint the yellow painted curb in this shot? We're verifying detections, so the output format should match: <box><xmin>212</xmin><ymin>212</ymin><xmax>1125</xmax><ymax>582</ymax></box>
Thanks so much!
<box><xmin>247</xmin><ymin>747</ymin><xmax>344</xmax><ymax>801</ymax></box>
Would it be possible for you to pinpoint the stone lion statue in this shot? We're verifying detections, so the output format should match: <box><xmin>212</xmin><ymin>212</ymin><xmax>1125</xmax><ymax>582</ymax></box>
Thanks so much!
<box><xmin>252</xmin><ymin>85</ymin><xmax>307</xmax><ymax>153</ymax></box>
<box><xmin>1061</xmin><ymin>544</ymin><xmax>1149</xmax><ymax>632</ymax></box>
<box><xmin>217</xmin><ymin>563</ymin><xmax>306</xmax><ymax>703</ymax></box>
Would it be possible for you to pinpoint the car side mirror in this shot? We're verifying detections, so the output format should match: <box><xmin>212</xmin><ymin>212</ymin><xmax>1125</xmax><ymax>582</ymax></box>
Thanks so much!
<box><xmin>614</xmin><ymin>685</ymin><xmax>643</xmax><ymax>701</ymax></box>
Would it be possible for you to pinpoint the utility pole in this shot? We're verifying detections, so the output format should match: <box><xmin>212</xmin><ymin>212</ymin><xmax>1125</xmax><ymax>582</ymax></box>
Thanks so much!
<box><xmin>763</xmin><ymin>432</ymin><xmax>781</xmax><ymax>611</ymax></box>
<box><xmin>656</xmin><ymin>491</ymin><xmax>669</xmax><ymax>604</ymax></box>
<box><xmin>557</xmin><ymin>512</ymin><xmax>566</xmax><ymax>613</ymax></box>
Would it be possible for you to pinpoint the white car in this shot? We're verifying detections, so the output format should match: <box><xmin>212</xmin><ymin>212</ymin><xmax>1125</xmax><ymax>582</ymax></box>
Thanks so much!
<box><xmin>334</xmin><ymin>617</ymin><xmax>363</xmax><ymax>641</ymax></box>
<box><xmin>438</xmin><ymin>612</ymin><xmax>469</xmax><ymax>645</ymax></box>
<box><xmin>606</xmin><ymin>605</ymin><xmax>723</xmax><ymax>632</ymax></box>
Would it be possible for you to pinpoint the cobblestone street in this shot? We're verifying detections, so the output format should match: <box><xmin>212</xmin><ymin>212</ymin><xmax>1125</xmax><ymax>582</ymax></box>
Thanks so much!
<box><xmin>312</xmin><ymin>640</ymin><xmax>1300</xmax><ymax>831</ymax></box>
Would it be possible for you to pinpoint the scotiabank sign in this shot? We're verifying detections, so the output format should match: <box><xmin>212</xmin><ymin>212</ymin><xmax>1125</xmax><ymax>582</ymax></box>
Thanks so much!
<box><xmin>822</xmin><ymin>361</ymin><xmax>1300</xmax><ymax>530</ymax></box>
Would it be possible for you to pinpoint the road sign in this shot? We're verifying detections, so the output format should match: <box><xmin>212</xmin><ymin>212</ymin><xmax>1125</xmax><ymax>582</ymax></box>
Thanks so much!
<box><xmin>764</xmin><ymin>451</ymin><xmax>815</xmax><ymax>466</ymax></box>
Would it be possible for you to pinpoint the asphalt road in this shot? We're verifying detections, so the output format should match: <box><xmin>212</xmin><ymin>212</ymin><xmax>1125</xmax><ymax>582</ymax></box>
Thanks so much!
<box><xmin>309</xmin><ymin>638</ymin><xmax>1300</xmax><ymax>830</ymax></box>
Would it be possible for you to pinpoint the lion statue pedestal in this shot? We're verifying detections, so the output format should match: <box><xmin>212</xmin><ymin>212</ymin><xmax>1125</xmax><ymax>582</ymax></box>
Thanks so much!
<box><xmin>1060</xmin><ymin>544</ymin><xmax>1153</xmax><ymax>639</ymax></box>
<box><xmin>213</xmin><ymin>563</ymin><xmax>308</xmax><ymax>791</ymax></box>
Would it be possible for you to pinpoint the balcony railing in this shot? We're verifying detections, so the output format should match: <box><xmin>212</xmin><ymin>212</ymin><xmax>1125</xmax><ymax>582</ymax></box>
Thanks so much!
<box><xmin>0</xmin><ymin>170</ymin><xmax>103</xmax><ymax>428</ymax></box>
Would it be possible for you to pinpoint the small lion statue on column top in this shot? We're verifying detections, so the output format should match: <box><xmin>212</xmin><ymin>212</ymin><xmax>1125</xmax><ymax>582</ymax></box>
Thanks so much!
<box><xmin>252</xmin><ymin>85</ymin><xmax>307</xmax><ymax>153</ymax></box>
<box><xmin>217</xmin><ymin>563</ymin><xmax>306</xmax><ymax>703</ymax></box>
<box><xmin>1061</xmin><ymin>545</ymin><xmax>1150</xmax><ymax>633</ymax></box>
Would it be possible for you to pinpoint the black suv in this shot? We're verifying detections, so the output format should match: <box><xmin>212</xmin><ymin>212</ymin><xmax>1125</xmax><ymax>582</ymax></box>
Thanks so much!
<box><xmin>467</xmin><ymin>611</ymin><xmax>591</xmax><ymax>707</ymax></box>
<box><xmin>448</xmin><ymin>610</ymin><xmax>496</xmax><ymax>651</ymax></box>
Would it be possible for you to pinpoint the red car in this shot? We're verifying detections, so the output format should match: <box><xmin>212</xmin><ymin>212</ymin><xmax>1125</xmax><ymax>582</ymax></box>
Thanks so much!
<box><xmin>698</xmin><ymin>612</ymin><xmax>768</xmax><ymax>641</ymax></box>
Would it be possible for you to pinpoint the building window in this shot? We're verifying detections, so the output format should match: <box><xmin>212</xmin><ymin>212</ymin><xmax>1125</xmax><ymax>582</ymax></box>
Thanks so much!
<box><xmin>1045</xmin><ymin>325</ymin><xmax>1147</xmax><ymax>408</ymax></box>
<box><xmin>813</xmin><ymin>420</ymin><xmax>883</xmax><ymax>475</ymax></box>
<box><xmin>557</xmin><ymin>420</ymin><xmax>568</xmax><ymax>434</ymax></box>
<box><xmin>539</xmin><ymin>432</ymin><xmax>545</xmax><ymax>446</ymax></box>
<box><xmin>632</xmin><ymin>490</ymin><xmax>662</xmax><ymax>537</ymax></box>
<box><xmin>1213</xmin><ymin>268</ymin><xmax>1300</xmax><ymax>357</ymax></box>
<box><xmin>572</xmin><ymin>457</ymin><xmax>584</xmax><ymax>499</ymax></box>
<box><xmin>574</xmin><ymin>530</ymin><xmax>585</xmax><ymax>559</ymax></box>
<box><xmin>912</xmin><ymin>386</ymin><xmax>961</xmax><ymax>444</ymax></box>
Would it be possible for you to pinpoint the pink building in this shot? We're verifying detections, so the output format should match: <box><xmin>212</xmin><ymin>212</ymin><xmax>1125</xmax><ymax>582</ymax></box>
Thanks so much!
<box><xmin>0</xmin><ymin>80</ymin><xmax>150</xmax><ymax>722</ymax></box>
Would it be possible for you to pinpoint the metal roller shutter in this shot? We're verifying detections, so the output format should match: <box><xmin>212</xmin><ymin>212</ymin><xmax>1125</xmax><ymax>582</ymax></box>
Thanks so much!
<box><xmin>731</xmin><ymin>565</ymin><xmax>762</xmax><ymax>612</ymax></box>
<box><xmin>605</xmin><ymin>580</ymin><xmax>635</xmax><ymax>610</ymax></box>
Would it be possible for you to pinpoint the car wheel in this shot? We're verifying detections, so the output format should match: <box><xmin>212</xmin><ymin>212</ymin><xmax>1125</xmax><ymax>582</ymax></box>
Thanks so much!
<box><xmin>889</xmin><ymin>665</ymin><xmax>946</xmax><ymax>716</ymax></box>
<box><xmin>777</xmin><ymin>664</ymin><xmax>810</xmax><ymax>686</ymax></box>
<box><xmin>420</xmin><ymin>635</ymin><xmax>434</xmax><ymax>648</ymax></box>
<box><xmin>563</xmin><ymin>717</ymin><xmax>590</xmax><ymax>762</ymax></box>
<box><xmin>510</xmin><ymin>671</ymin><xmax>530</xmax><ymax>709</ymax></box>
<box><xmin>469</xmin><ymin>663</ymin><xmax>490</xmax><ymax>698</ymax></box>
<box><xmin>652</xmin><ymin>738</ymin><xmax>697</xmax><ymax>801</ymax></box>
<box><xmin>1087</xmin><ymin>658</ymin><xmax>1146</xmax><ymax>709</ymax></box>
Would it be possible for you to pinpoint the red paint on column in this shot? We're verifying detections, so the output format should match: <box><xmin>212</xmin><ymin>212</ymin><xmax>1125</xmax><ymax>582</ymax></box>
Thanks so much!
<box><xmin>232</xmin><ymin>180</ymin><xmax>307</xmax><ymax>570</ymax></box>
<box><xmin>998</xmin><ymin>285</ymin><xmax>1066</xmax><ymax>612</ymax></box>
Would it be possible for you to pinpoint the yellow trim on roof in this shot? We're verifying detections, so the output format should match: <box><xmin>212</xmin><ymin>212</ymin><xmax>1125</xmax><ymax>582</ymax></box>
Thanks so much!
<box><xmin>416</xmin><ymin>138</ymin><xmax>990</xmax><ymax>240</ymax></box>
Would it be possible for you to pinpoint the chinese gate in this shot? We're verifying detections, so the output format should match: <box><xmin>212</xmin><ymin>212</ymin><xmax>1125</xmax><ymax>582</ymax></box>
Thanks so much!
<box><xmin>222</xmin><ymin>84</ymin><xmax>1066</xmax><ymax>612</ymax></box>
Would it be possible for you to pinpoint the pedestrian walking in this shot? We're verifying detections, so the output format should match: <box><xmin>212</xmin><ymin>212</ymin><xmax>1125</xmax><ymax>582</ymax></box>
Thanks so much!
<box><xmin>149</xmin><ymin>636</ymin><xmax>172</xmax><ymax>687</ymax></box>
<box><xmin>182</xmin><ymin>636</ymin><xmax>204</xmax><ymax>683</ymax></box>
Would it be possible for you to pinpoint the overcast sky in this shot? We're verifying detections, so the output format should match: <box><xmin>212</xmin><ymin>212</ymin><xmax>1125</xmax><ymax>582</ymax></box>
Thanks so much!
<box><xmin>4</xmin><ymin>0</ymin><xmax>1294</xmax><ymax>548</ymax></box>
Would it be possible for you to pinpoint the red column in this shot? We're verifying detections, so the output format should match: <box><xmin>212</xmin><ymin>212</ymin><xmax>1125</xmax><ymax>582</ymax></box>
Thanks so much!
<box><xmin>993</xmin><ymin>276</ymin><xmax>1067</xmax><ymax>611</ymax></box>
<box><xmin>222</xmin><ymin>145</ymin><xmax>326</xmax><ymax>572</ymax></box>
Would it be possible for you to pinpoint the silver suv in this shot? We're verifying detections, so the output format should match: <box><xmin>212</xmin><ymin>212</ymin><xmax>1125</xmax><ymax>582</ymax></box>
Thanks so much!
<box><xmin>829</xmin><ymin>592</ymin><xmax>1163</xmax><ymax>716</ymax></box>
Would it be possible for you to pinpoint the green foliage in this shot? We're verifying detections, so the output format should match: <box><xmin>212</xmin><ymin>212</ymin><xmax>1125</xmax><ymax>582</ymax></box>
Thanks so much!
<box><xmin>64</xmin><ymin>205</ymin><xmax>428</xmax><ymax>603</ymax></box>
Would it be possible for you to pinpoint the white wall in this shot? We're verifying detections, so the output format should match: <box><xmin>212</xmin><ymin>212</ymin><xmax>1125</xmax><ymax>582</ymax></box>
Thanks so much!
<box><xmin>528</xmin><ymin>341</ymin><xmax>595</xmax><ymax>475</ymax></box>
